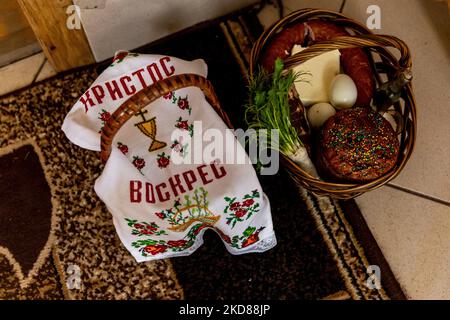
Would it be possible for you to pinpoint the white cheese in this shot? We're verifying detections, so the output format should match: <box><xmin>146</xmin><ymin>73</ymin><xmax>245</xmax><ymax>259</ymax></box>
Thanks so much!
<box><xmin>291</xmin><ymin>45</ymin><xmax>341</xmax><ymax>107</ymax></box>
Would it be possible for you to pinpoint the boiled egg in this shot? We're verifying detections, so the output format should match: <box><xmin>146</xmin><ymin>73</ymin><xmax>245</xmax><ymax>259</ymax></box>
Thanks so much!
<box><xmin>307</xmin><ymin>102</ymin><xmax>336</xmax><ymax>130</ymax></box>
<box><xmin>329</xmin><ymin>74</ymin><xmax>357</xmax><ymax>109</ymax></box>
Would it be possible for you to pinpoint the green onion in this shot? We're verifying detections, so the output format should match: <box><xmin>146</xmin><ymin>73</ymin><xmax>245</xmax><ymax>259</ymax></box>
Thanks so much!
<box><xmin>245</xmin><ymin>58</ymin><xmax>318</xmax><ymax>177</ymax></box>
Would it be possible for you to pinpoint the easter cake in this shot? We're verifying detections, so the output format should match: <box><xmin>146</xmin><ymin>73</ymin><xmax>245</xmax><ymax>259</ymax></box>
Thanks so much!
<box><xmin>317</xmin><ymin>108</ymin><xmax>400</xmax><ymax>182</ymax></box>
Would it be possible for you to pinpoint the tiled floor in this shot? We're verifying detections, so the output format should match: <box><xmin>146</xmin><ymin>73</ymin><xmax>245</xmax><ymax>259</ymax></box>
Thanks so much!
<box><xmin>1</xmin><ymin>0</ymin><xmax>449</xmax><ymax>299</ymax></box>
<box><xmin>0</xmin><ymin>52</ymin><xmax>57</xmax><ymax>97</ymax></box>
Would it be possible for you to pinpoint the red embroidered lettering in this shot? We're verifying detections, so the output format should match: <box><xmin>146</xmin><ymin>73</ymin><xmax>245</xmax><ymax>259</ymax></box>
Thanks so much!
<box><xmin>92</xmin><ymin>85</ymin><xmax>105</xmax><ymax>104</ymax></box>
<box><xmin>210</xmin><ymin>163</ymin><xmax>226</xmax><ymax>179</ymax></box>
<box><xmin>80</xmin><ymin>91</ymin><xmax>95</xmax><ymax>112</ymax></box>
<box><xmin>132</xmin><ymin>68</ymin><xmax>147</xmax><ymax>89</ymax></box>
<box><xmin>182</xmin><ymin>170</ymin><xmax>197</xmax><ymax>191</ymax></box>
<box><xmin>130</xmin><ymin>180</ymin><xmax>142</xmax><ymax>203</ymax></box>
<box><xmin>160</xmin><ymin>56</ymin><xmax>175</xmax><ymax>76</ymax></box>
<box><xmin>168</xmin><ymin>174</ymin><xmax>186</xmax><ymax>197</ymax></box>
<box><xmin>147</xmin><ymin>63</ymin><xmax>163</xmax><ymax>83</ymax></box>
<box><xmin>156</xmin><ymin>182</ymin><xmax>170</xmax><ymax>202</ymax></box>
<box><xmin>145</xmin><ymin>182</ymin><xmax>155</xmax><ymax>203</ymax></box>
<box><xmin>105</xmin><ymin>80</ymin><xmax>124</xmax><ymax>100</ymax></box>
<box><xmin>120</xmin><ymin>75</ymin><xmax>136</xmax><ymax>95</ymax></box>
<box><xmin>197</xmin><ymin>165</ymin><xmax>213</xmax><ymax>185</ymax></box>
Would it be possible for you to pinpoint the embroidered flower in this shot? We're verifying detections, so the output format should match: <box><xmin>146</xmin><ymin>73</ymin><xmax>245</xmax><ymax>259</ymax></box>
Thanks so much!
<box><xmin>134</xmin><ymin>223</ymin><xmax>144</xmax><ymax>229</ymax></box>
<box><xmin>177</xmin><ymin>97</ymin><xmax>189</xmax><ymax>110</ymax></box>
<box><xmin>167</xmin><ymin>240</ymin><xmax>188</xmax><ymax>248</ymax></box>
<box><xmin>98</xmin><ymin>109</ymin><xmax>111</xmax><ymax>123</ymax></box>
<box><xmin>242</xmin><ymin>199</ymin><xmax>255</xmax><ymax>207</ymax></box>
<box><xmin>141</xmin><ymin>229</ymin><xmax>154</xmax><ymax>235</ymax></box>
<box><xmin>229</xmin><ymin>202</ymin><xmax>240</xmax><ymax>211</ymax></box>
<box><xmin>113</xmin><ymin>51</ymin><xmax>129</xmax><ymax>63</ymax></box>
<box><xmin>163</xmin><ymin>92</ymin><xmax>173</xmax><ymax>100</ymax></box>
<box><xmin>175</xmin><ymin>117</ymin><xmax>193</xmax><ymax>136</ymax></box>
<box><xmin>241</xmin><ymin>232</ymin><xmax>260</xmax><ymax>248</ymax></box>
<box><xmin>132</xmin><ymin>156</ymin><xmax>145</xmax><ymax>170</ymax></box>
<box><xmin>216</xmin><ymin>229</ymin><xmax>232</xmax><ymax>244</ymax></box>
<box><xmin>193</xmin><ymin>224</ymin><xmax>208</xmax><ymax>235</ymax></box>
<box><xmin>170</xmin><ymin>138</ymin><xmax>188</xmax><ymax>158</ymax></box>
<box><xmin>143</xmin><ymin>244</ymin><xmax>167</xmax><ymax>255</ymax></box>
<box><xmin>224</xmin><ymin>191</ymin><xmax>260</xmax><ymax>229</ymax></box>
<box><xmin>177</xmin><ymin>120</ymin><xmax>189</xmax><ymax>130</ymax></box>
<box><xmin>155</xmin><ymin>212</ymin><xmax>165</xmax><ymax>219</ymax></box>
<box><xmin>146</xmin><ymin>223</ymin><xmax>158</xmax><ymax>232</ymax></box>
<box><xmin>157</xmin><ymin>152</ymin><xmax>170</xmax><ymax>168</ymax></box>
<box><xmin>234</xmin><ymin>209</ymin><xmax>247</xmax><ymax>218</ymax></box>
<box><xmin>117</xmin><ymin>142</ymin><xmax>129</xmax><ymax>155</ymax></box>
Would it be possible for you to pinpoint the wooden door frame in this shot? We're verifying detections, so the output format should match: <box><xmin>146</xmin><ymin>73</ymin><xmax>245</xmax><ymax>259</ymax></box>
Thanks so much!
<box><xmin>17</xmin><ymin>0</ymin><xmax>95</xmax><ymax>72</ymax></box>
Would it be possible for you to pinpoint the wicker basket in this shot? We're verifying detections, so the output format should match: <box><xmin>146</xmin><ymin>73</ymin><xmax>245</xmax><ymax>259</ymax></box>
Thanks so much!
<box><xmin>249</xmin><ymin>8</ymin><xmax>417</xmax><ymax>199</ymax></box>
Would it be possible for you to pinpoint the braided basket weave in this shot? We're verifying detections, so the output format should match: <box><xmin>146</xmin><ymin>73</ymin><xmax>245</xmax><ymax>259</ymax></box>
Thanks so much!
<box><xmin>249</xmin><ymin>8</ymin><xmax>417</xmax><ymax>199</ymax></box>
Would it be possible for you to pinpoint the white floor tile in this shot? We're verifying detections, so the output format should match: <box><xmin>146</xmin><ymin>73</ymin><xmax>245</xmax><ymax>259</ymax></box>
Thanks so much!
<box><xmin>356</xmin><ymin>187</ymin><xmax>450</xmax><ymax>299</ymax></box>
<box><xmin>0</xmin><ymin>52</ymin><xmax>45</xmax><ymax>96</ymax></box>
<box><xmin>35</xmin><ymin>60</ymin><xmax>57</xmax><ymax>83</ymax></box>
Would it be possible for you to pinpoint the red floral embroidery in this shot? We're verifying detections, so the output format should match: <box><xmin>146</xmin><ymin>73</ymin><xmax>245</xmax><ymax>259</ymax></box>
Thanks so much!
<box><xmin>117</xmin><ymin>142</ymin><xmax>129</xmax><ymax>155</ymax></box>
<box><xmin>177</xmin><ymin>120</ymin><xmax>189</xmax><ymax>130</ymax></box>
<box><xmin>224</xmin><ymin>190</ymin><xmax>260</xmax><ymax>229</ymax></box>
<box><xmin>155</xmin><ymin>212</ymin><xmax>165</xmax><ymax>219</ymax></box>
<box><xmin>175</xmin><ymin>117</ymin><xmax>193</xmax><ymax>137</ymax></box>
<box><xmin>168</xmin><ymin>240</ymin><xmax>188</xmax><ymax>248</ymax></box>
<box><xmin>113</xmin><ymin>51</ymin><xmax>128</xmax><ymax>62</ymax></box>
<box><xmin>157</xmin><ymin>152</ymin><xmax>170</xmax><ymax>168</ymax></box>
<box><xmin>178</xmin><ymin>97</ymin><xmax>189</xmax><ymax>110</ymax></box>
<box><xmin>99</xmin><ymin>111</ymin><xmax>111</xmax><ymax>122</ymax></box>
<box><xmin>193</xmin><ymin>224</ymin><xmax>208</xmax><ymax>235</ymax></box>
<box><xmin>163</xmin><ymin>92</ymin><xmax>173</xmax><ymax>100</ymax></box>
<box><xmin>234</xmin><ymin>209</ymin><xmax>247</xmax><ymax>218</ymax></box>
<box><xmin>216</xmin><ymin>229</ymin><xmax>232</xmax><ymax>244</ymax></box>
<box><xmin>230</xmin><ymin>202</ymin><xmax>240</xmax><ymax>211</ymax></box>
<box><xmin>144</xmin><ymin>244</ymin><xmax>167</xmax><ymax>255</ymax></box>
<box><xmin>242</xmin><ymin>199</ymin><xmax>255</xmax><ymax>207</ymax></box>
<box><xmin>132</xmin><ymin>156</ymin><xmax>145</xmax><ymax>171</ymax></box>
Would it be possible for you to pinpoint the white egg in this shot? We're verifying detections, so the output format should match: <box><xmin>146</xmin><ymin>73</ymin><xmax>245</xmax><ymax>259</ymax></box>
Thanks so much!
<box><xmin>307</xmin><ymin>103</ymin><xmax>336</xmax><ymax>130</ymax></box>
<box><xmin>329</xmin><ymin>74</ymin><xmax>358</xmax><ymax>109</ymax></box>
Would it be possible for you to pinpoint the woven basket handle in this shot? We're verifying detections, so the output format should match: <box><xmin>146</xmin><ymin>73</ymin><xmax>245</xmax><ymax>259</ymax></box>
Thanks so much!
<box><xmin>100</xmin><ymin>73</ymin><xmax>223</xmax><ymax>163</ymax></box>
<box><xmin>284</xmin><ymin>34</ymin><xmax>412</xmax><ymax>72</ymax></box>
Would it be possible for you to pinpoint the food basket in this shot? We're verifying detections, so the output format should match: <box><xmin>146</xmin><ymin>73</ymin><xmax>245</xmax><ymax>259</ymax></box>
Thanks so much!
<box><xmin>249</xmin><ymin>8</ymin><xmax>417</xmax><ymax>199</ymax></box>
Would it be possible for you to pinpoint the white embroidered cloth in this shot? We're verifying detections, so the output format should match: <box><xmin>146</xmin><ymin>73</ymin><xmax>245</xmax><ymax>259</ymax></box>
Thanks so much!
<box><xmin>62</xmin><ymin>51</ymin><xmax>276</xmax><ymax>262</ymax></box>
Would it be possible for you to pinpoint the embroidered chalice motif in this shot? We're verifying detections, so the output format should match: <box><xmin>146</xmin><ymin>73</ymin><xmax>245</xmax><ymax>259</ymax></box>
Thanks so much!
<box><xmin>134</xmin><ymin>110</ymin><xmax>167</xmax><ymax>152</ymax></box>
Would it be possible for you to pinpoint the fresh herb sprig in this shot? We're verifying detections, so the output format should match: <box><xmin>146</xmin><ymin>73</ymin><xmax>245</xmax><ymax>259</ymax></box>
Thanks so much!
<box><xmin>245</xmin><ymin>58</ymin><xmax>305</xmax><ymax>155</ymax></box>
<box><xmin>245</xmin><ymin>59</ymin><xmax>318</xmax><ymax>177</ymax></box>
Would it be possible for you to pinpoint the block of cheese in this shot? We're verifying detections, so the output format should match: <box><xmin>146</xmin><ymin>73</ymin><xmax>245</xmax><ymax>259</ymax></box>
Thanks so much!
<box><xmin>291</xmin><ymin>45</ymin><xmax>340</xmax><ymax>106</ymax></box>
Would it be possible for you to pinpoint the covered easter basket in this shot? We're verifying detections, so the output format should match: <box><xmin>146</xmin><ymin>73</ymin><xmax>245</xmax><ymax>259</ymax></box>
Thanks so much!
<box><xmin>248</xmin><ymin>8</ymin><xmax>417</xmax><ymax>199</ymax></box>
<box><xmin>100</xmin><ymin>74</ymin><xmax>233</xmax><ymax>163</ymax></box>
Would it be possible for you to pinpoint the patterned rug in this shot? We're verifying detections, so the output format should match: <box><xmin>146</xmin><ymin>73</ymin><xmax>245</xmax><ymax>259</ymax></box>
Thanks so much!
<box><xmin>0</xmin><ymin>5</ymin><xmax>405</xmax><ymax>300</ymax></box>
